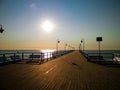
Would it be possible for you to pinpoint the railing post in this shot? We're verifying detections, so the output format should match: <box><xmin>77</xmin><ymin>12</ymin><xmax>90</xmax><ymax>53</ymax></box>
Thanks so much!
<box><xmin>32</xmin><ymin>53</ymin><xmax>34</xmax><ymax>60</ymax></box>
<box><xmin>112</xmin><ymin>53</ymin><xmax>114</xmax><ymax>59</ymax></box>
<box><xmin>39</xmin><ymin>53</ymin><xmax>41</xmax><ymax>64</ymax></box>
<box><xmin>41</xmin><ymin>53</ymin><xmax>44</xmax><ymax>63</ymax></box>
<box><xmin>14</xmin><ymin>53</ymin><xmax>16</xmax><ymax>63</ymax></box>
<box><xmin>3</xmin><ymin>54</ymin><xmax>6</xmax><ymax>63</ymax></box>
<box><xmin>40</xmin><ymin>53</ymin><xmax>42</xmax><ymax>63</ymax></box>
<box><xmin>50</xmin><ymin>52</ymin><xmax>52</xmax><ymax>59</ymax></box>
<box><xmin>47</xmin><ymin>52</ymin><xmax>48</xmax><ymax>61</ymax></box>
<box><xmin>22</xmin><ymin>53</ymin><xmax>24</xmax><ymax>60</ymax></box>
<box><xmin>43</xmin><ymin>53</ymin><xmax>44</xmax><ymax>63</ymax></box>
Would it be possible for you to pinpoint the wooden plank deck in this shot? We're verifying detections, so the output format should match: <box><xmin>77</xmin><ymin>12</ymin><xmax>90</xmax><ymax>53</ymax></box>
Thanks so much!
<box><xmin>0</xmin><ymin>51</ymin><xmax>120</xmax><ymax>90</ymax></box>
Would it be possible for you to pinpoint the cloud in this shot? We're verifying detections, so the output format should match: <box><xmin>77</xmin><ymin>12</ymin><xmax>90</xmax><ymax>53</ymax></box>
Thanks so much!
<box><xmin>30</xmin><ymin>3</ymin><xmax>36</xmax><ymax>9</ymax></box>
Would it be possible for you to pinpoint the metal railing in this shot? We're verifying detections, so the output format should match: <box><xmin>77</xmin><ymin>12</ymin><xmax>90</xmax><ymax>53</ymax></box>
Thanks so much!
<box><xmin>85</xmin><ymin>53</ymin><xmax>114</xmax><ymax>62</ymax></box>
<box><xmin>0</xmin><ymin>50</ymin><xmax>74</xmax><ymax>65</ymax></box>
<box><xmin>78</xmin><ymin>50</ymin><xmax>114</xmax><ymax>61</ymax></box>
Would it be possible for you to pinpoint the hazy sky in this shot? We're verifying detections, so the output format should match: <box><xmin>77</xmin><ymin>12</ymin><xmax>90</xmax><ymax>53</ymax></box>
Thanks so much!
<box><xmin>0</xmin><ymin>0</ymin><xmax>120</xmax><ymax>50</ymax></box>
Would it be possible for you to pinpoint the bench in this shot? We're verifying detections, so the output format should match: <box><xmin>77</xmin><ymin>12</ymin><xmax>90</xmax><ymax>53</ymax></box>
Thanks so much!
<box><xmin>88</xmin><ymin>56</ymin><xmax>104</xmax><ymax>61</ymax></box>
<box><xmin>10</xmin><ymin>55</ymin><xmax>20</xmax><ymax>60</ymax></box>
<box><xmin>88</xmin><ymin>56</ymin><xmax>103</xmax><ymax>59</ymax></box>
<box><xmin>0</xmin><ymin>56</ymin><xmax>7</xmax><ymax>62</ymax></box>
<box><xmin>29</xmin><ymin>55</ymin><xmax>40</xmax><ymax>59</ymax></box>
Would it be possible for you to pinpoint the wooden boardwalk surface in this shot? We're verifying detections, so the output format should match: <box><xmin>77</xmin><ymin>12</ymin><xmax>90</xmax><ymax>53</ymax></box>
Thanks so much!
<box><xmin>0</xmin><ymin>51</ymin><xmax>120</xmax><ymax>90</ymax></box>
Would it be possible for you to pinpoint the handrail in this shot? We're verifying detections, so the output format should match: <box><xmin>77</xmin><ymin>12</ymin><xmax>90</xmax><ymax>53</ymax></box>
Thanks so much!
<box><xmin>84</xmin><ymin>52</ymin><xmax>115</xmax><ymax>61</ymax></box>
<box><xmin>0</xmin><ymin>50</ymin><xmax>74</xmax><ymax>65</ymax></box>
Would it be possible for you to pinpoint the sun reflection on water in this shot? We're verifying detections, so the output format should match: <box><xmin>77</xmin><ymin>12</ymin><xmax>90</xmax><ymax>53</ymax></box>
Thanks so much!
<box><xmin>41</xmin><ymin>50</ymin><xmax>55</xmax><ymax>59</ymax></box>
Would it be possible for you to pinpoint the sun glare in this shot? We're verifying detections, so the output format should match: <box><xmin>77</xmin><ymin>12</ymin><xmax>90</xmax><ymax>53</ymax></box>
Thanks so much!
<box><xmin>42</xmin><ymin>20</ymin><xmax>54</xmax><ymax>32</ymax></box>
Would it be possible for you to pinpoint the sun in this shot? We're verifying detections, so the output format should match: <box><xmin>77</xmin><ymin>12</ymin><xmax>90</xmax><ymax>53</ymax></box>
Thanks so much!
<box><xmin>42</xmin><ymin>20</ymin><xmax>54</xmax><ymax>32</ymax></box>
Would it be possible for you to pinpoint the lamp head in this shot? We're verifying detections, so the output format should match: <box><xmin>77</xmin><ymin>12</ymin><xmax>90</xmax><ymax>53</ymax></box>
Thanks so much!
<box><xmin>0</xmin><ymin>25</ymin><xmax>4</xmax><ymax>33</ymax></box>
<box><xmin>0</xmin><ymin>26</ymin><xmax>4</xmax><ymax>33</ymax></box>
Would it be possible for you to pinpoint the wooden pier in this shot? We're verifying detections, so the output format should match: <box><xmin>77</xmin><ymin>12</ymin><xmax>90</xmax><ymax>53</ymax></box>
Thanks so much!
<box><xmin>0</xmin><ymin>51</ymin><xmax>120</xmax><ymax>90</ymax></box>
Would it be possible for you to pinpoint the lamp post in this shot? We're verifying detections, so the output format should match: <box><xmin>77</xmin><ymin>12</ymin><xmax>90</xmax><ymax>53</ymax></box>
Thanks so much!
<box><xmin>79</xmin><ymin>44</ymin><xmax>81</xmax><ymax>51</ymax></box>
<box><xmin>81</xmin><ymin>39</ymin><xmax>84</xmax><ymax>52</ymax></box>
<box><xmin>56</xmin><ymin>39</ymin><xmax>60</xmax><ymax>56</ymax></box>
<box><xmin>0</xmin><ymin>24</ymin><xmax>4</xmax><ymax>33</ymax></box>
<box><xmin>96</xmin><ymin>37</ymin><xmax>102</xmax><ymax>60</ymax></box>
<box><xmin>64</xmin><ymin>43</ymin><xmax>67</xmax><ymax>50</ymax></box>
<box><xmin>68</xmin><ymin>45</ymin><xmax>70</xmax><ymax>51</ymax></box>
